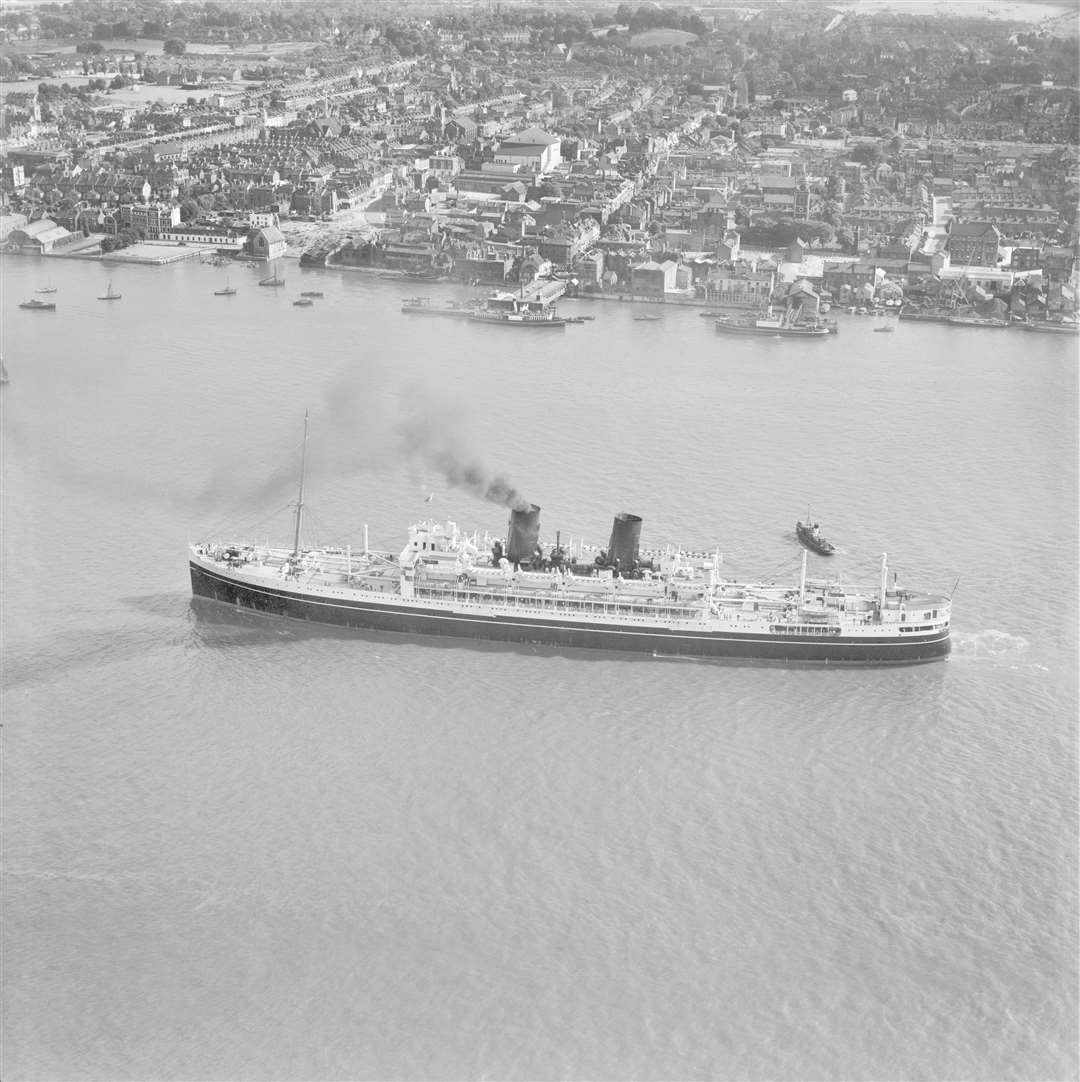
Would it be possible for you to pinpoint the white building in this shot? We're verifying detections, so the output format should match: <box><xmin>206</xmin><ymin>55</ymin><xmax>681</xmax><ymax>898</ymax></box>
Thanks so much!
<box><xmin>494</xmin><ymin>127</ymin><xmax>562</xmax><ymax>174</ymax></box>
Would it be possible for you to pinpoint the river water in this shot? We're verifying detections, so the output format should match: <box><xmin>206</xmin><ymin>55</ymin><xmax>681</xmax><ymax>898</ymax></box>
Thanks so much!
<box><xmin>2</xmin><ymin>255</ymin><xmax>1076</xmax><ymax>1081</ymax></box>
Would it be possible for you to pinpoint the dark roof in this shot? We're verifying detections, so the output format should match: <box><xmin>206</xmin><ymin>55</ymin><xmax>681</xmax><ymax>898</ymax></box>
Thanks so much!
<box><xmin>949</xmin><ymin>221</ymin><xmax>999</xmax><ymax>237</ymax></box>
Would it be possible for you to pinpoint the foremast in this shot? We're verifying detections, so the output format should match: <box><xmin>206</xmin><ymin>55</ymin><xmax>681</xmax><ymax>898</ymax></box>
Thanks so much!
<box><xmin>292</xmin><ymin>410</ymin><xmax>309</xmax><ymax>559</ymax></box>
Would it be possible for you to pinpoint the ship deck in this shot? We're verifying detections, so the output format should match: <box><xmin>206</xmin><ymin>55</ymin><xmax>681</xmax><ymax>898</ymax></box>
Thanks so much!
<box><xmin>190</xmin><ymin>544</ymin><xmax>948</xmax><ymax>640</ymax></box>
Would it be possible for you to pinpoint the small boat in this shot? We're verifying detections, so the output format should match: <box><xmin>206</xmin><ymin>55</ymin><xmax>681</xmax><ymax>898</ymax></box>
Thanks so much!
<box><xmin>19</xmin><ymin>298</ymin><xmax>56</xmax><ymax>310</ymax></box>
<box><xmin>873</xmin><ymin>325</ymin><xmax>895</xmax><ymax>333</ymax></box>
<box><xmin>300</xmin><ymin>291</ymin><xmax>323</xmax><ymax>298</ymax></box>
<box><xmin>259</xmin><ymin>273</ymin><xmax>285</xmax><ymax>287</ymax></box>
<box><xmin>99</xmin><ymin>281</ymin><xmax>121</xmax><ymax>300</ymax></box>
<box><xmin>0</xmin><ymin>358</ymin><xmax>8</xmax><ymax>383</ymax></box>
<box><xmin>634</xmin><ymin>314</ymin><xmax>663</xmax><ymax>321</ymax></box>
<box><xmin>215</xmin><ymin>278</ymin><xmax>236</xmax><ymax>296</ymax></box>
<box><xmin>293</xmin><ymin>298</ymin><xmax>314</xmax><ymax>307</ymax></box>
<box><xmin>36</xmin><ymin>282</ymin><xmax>57</xmax><ymax>294</ymax></box>
<box><xmin>796</xmin><ymin>516</ymin><xmax>835</xmax><ymax>556</ymax></box>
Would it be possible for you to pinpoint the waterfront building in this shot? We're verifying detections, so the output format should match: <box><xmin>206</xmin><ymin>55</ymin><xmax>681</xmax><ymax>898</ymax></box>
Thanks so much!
<box><xmin>946</xmin><ymin>221</ymin><xmax>1002</xmax><ymax>268</ymax></box>
<box><xmin>631</xmin><ymin>258</ymin><xmax>680</xmax><ymax>297</ymax></box>
<box><xmin>938</xmin><ymin>264</ymin><xmax>1015</xmax><ymax>296</ymax></box>
<box><xmin>5</xmin><ymin>218</ymin><xmax>76</xmax><ymax>253</ymax></box>
<box><xmin>703</xmin><ymin>263</ymin><xmax>776</xmax><ymax>307</ymax></box>
<box><xmin>122</xmin><ymin>202</ymin><xmax>181</xmax><ymax>239</ymax></box>
<box><xmin>534</xmin><ymin>221</ymin><xmax>600</xmax><ymax>268</ymax></box>
<box><xmin>164</xmin><ymin>225</ymin><xmax>246</xmax><ymax>249</ymax></box>
<box><xmin>247</xmin><ymin>224</ymin><xmax>287</xmax><ymax>261</ymax></box>
<box><xmin>458</xmin><ymin>248</ymin><xmax>515</xmax><ymax>284</ymax></box>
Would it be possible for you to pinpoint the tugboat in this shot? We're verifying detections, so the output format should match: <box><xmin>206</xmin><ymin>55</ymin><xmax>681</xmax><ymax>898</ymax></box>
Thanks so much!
<box><xmin>796</xmin><ymin>516</ymin><xmax>835</xmax><ymax>556</ymax></box>
<box><xmin>19</xmin><ymin>298</ymin><xmax>56</xmax><ymax>311</ymax></box>
<box><xmin>189</xmin><ymin>420</ymin><xmax>952</xmax><ymax>665</ymax></box>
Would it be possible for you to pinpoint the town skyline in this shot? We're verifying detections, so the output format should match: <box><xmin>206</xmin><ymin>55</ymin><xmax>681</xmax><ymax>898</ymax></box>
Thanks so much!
<box><xmin>2</xmin><ymin>0</ymin><xmax>1077</xmax><ymax>323</ymax></box>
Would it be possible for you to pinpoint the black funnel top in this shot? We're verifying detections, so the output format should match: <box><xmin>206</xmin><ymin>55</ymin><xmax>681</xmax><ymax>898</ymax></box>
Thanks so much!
<box><xmin>607</xmin><ymin>513</ymin><xmax>642</xmax><ymax>568</ymax></box>
<box><xmin>506</xmin><ymin>504</ymin><xmax>541</xmax><ymax>564</ymax></box>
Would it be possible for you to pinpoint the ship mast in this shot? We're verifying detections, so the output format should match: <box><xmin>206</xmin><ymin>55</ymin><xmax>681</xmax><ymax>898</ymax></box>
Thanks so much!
<box><xmin>292</xmin><ymin>411</ymin><xmax>309</xmax><ymax>558</ymax></box>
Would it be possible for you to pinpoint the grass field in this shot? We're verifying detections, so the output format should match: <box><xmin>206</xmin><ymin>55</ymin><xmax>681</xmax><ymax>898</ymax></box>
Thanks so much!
<box><xmin>628</xmin><ymin>29</ymin><xmax>700</xmax><ymax>48</ymax></box>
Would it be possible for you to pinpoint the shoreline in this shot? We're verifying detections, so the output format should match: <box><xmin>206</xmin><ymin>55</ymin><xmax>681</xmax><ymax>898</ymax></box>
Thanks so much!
<box><xmin>6</xmin><ymin>246</ymin><xmax>1068</xmax><ymax>326</ymax></box>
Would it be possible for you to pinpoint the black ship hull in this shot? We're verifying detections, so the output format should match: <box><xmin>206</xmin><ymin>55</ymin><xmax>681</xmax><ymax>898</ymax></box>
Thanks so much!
<box><xmin>796</xmin><ymin>522</ymin><xmax>834</xmax><ymax>555</ymax></box>
<box><xmin>190</xmin><ymin>562</ymin><xmax>950</xmax><ymax>665</ymax></box>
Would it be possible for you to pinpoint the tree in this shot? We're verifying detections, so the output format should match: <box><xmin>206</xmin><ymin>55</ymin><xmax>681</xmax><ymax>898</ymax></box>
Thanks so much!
<box><xmin>163</xmin><ymin>38</ymin><xmax>186</xmax><ymax>56</ymax></box>
<box><xmin>179</xmin><ymin>198</ymin><xmax>200</xmax><ymax>222</ymax></box>
<box><xmin>850</xmin><ymin>142</ymin><xmax>884</xmax><ymax>166</ymax></box>
<box><xmin>821</xmin><ymin>199</ymin><xmax>843</xmax><ymax>227</ymax></box>
<box><xmin>797</xmin><ymin>220</ymin><xmax>835</xmax><ymax>246</ymax></box>
<box><xmin>76</xmin><ymin>41</ymin><xmax>105</xmax><ymax>55</ymax></box>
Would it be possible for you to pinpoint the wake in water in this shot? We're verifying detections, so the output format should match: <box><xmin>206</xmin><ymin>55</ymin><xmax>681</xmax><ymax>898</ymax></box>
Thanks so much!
<box><xmin>950</xmin><ymin>629</ymin><xmax>1031</xmax><ymax>661</ymax></box>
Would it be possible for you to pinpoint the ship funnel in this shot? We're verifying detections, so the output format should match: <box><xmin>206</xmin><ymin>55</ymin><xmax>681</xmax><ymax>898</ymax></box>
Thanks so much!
<box><xmin>506</xmin><ymin>504</ymin><xmax>541</xmax><ymax>565</ymax></box>
<box><xmin>607</xmin><ymin>513</ymin><xmax>642</xmax><ymax>568</ymax></box>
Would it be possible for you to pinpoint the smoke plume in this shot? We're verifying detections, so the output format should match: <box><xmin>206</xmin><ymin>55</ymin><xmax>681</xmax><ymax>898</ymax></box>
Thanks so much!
<box><xmin>196</xmin><ymin>382</ymin><xmax>532</xmax><ymax>517</ymax></box>
<box><xmin>398</xmin><ymin>399</ymin><xmax>531</xmax><ymax>511</ymax></box>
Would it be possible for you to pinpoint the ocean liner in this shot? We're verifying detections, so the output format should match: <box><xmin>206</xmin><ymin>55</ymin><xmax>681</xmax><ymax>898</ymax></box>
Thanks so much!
<box><xmin>189</xmin><ymin>429</ymin><xmax>951</xmax><ymax>665</ymax></box>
